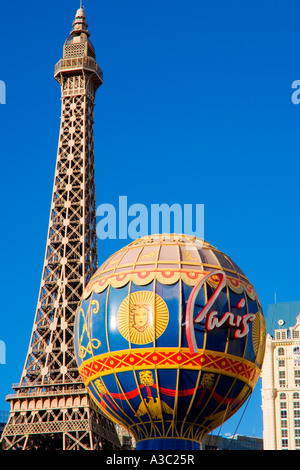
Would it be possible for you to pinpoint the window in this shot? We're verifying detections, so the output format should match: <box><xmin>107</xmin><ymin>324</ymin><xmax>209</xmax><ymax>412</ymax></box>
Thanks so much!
<box><xmin>294</xmin><ymin>357</ymin><xmax>300</xmax><ymax>367</ymax></box>
<box><xmin>293</xmin><ymin>348</ymin><xmax>300</xmax><ymax>366</ymax></box>
<box><xmin>278</xmin><ymin>347</ymin><xmax>285</xmax><ymax>356</ymax></box>
<box><xmin>280</xmin><ymin>393</ymin><xmax>287</xmax><ymax>400</ymax></box>
<box><xmin>281</xmin><ymin>429</ymin><xmax>288</xmax><ymax>437</ymax></box>
<box><xmin>279</xmin><ymin>359</ymin><xmax>285</xmax><ymax>367</ymax></box>
<box><xmin>295</xmin><ymin>438</ymin><xmax>300</xmax><ymax>449</ymax></box>
<box><xmin>293</xmin><ymin>330</ymin><xmax>300</xmax><ymax>339</ymax></box>
<box><xmin>294</xmin><ymin>409</ymin><xmax>300</xmax><ymax>418</ymax></box>
<box><xmin>281</xmin><ymin>410</ymin><xmax>287</xmax><ymax>419</ymax></box>
<box><xmin>281</xmin><ymin>419</ymin><xmax>287</xmax><ymax>428</ymax></box>
<box><xmin>282</xmin><ymin>438</ymin><xmax>288</xmax><ymax>449</ymax></box>
<box><xmin>280</xmin><ymin>401</ymin><xmax>287</xmax><ymax>409</ymax></box>
<box><xmin>279</xmin><ymin>370</ymin><xmax>286</xmax><ymax>387</ymax></box>
<box><xmin>294</xmin><ymin>419</ymin><xmax>300</xmax><ymax>428</ymax></box>
<box><xmin>295</xmin><ymin>370</ymin><xmax>300</xmax><ymax>387</ymax></box>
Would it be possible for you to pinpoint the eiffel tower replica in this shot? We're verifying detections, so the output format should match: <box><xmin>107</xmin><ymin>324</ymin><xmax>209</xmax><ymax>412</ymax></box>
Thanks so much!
<box><xmin>1</xmin><ymin>5</ymin><xmax>121</xmax><ymax>450</ymax></box>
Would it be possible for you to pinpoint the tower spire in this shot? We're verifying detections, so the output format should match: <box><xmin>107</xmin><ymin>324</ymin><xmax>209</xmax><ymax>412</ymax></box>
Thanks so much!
<box><xmin>70</xmin><ymin>3</ymin><xmax>89</xmax><ymax>37</ymax></box>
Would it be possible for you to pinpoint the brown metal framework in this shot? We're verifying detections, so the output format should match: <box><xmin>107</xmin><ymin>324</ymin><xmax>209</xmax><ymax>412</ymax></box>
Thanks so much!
<box><xmin>1</xmin><ymin>7</ymin><xmax>120</xmax><ymax>450</ymax></box>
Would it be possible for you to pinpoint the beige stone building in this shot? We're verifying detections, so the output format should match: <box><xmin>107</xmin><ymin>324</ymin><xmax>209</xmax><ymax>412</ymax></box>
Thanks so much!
<box><xmin>262</xmin><ymin>302</ymin><xmax>300</xmax><ymax>450</ymax></box>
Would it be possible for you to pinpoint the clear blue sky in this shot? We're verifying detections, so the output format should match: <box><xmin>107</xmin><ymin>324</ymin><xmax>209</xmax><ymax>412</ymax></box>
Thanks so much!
<box><xmin>1</xmin><ymin>0</ymin><xmax>300</xmax><ymax>439</ymax></box>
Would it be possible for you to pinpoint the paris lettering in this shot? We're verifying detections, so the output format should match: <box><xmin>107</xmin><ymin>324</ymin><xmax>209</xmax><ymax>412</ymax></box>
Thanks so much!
<box><xmin>185</xmin><ymin>270</ymin><xmax>256</xmax><ymax>354</ymax></box>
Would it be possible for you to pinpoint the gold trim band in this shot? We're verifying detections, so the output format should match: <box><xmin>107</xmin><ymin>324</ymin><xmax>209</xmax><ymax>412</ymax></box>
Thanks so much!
<box><xmin>79</xmin><ymin>347</ymin><xmax>260</xmax><ymax>389</ymax></box>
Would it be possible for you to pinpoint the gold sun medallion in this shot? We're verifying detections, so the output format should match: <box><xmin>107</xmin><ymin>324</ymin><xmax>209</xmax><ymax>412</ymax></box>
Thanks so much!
<box><xmin>117</xmin><ymin>290</ymin><xmax>169</xmax><ymax>345</ymax></box>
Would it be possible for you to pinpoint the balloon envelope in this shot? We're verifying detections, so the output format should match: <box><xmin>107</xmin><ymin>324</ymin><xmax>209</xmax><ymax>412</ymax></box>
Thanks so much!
<box><xmin>75</xmin><ymin>234</ymin><xmax>266</xmax><ymax>449</ymax></box>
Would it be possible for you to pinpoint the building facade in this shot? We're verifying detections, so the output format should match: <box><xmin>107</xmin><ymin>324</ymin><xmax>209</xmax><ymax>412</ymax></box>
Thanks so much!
<box><xmin>0</xmin><ymin>411</ymin><xmax>9</xmax><ymax>439</ymax></box>
<box><xmin>261</xmin><ymin>302</ymin><xmax>300</xmax><ymax>450</ymax></box>
<box><xmin>202</xmin><ymin>433</ymin><xmax>263</xmax><ymax>450</ymax></box>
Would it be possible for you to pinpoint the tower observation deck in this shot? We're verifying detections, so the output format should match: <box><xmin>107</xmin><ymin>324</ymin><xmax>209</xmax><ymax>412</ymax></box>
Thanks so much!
<box><xmin>1</xmin><ymin>7</ymin><xmax>120</xmax><ymax>450</ymax></box>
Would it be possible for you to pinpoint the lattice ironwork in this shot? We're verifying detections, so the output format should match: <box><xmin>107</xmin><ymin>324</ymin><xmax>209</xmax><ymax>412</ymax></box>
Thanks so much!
<box><xmin>1</xmin><ymin>7</ymin><xmax>121</xmax><ymax>450</ymax></box>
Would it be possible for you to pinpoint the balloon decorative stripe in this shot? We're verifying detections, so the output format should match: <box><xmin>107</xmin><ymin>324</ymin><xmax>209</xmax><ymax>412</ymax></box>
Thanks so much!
<box><xmin>79</xmin><ymin>347</ymin><xmax>261</xmax><ymax>388</ymax></box>
<box><xmin>83</xmin><ymin>268</ymin><xmax>258</xmax><ymax>301</ymax></box>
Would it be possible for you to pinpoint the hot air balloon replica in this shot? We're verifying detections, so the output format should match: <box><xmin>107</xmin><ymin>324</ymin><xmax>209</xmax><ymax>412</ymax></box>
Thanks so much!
<box><xmin>74</xmin><ymin>234</ymin><xmax>266</xmax><ymax>450</ymax></box>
